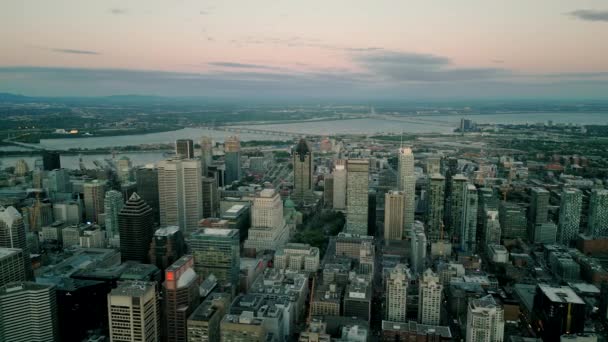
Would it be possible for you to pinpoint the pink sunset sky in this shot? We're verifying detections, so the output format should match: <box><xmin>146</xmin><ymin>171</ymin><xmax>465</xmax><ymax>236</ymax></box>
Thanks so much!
<box><xmin>1</xmin><ymin>0</ymin><xmax>608</xmax><ymax>99</ymax></box>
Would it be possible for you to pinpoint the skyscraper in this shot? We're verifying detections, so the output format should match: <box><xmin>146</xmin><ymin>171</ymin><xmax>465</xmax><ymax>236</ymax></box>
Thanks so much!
<box><xmin>484</xmin><ymin>209</ymin><xmax>501</xmax><ymax>246</ymax></box>
<box><xmin>426</xmin><ymin>173</ymin><xmax>445</xmax><ymax>242</ymax></box>
<box><xmin>386</xmin><ymin>264</ymin><xmax>410</xmax><ymax>322</ymax></box>
<box><xmin>164</xmin><ymin>255</ymin><xmax>200</xmax><ymax>342</ymax></box>
<box><xmin>588</xmin><ymin>189</ymin><xmax>608</xmax><ymax>237</ymax></box>
<box><xmin>47</xmin><ymin>168</ymin><xmax>71</xmax><ymax>194</ymax></box>
<box><xmin>449</xmin><ymin>174</ymin><xmax>468</xmax><ymax>235</ymax></box>
<box><xmin>0</xmin><ymin>206</ymin><xmax>32</xmax><ymax>279</ymax></box>
<box><xmin>532</xmin><ymin>284</ymin><xmax>585</xmax><ymax>342</ymax></box>
<box><xmin>118</xmin><ymin>193</ymin><xmax>154</xmax><ymax>263</ymax></box>
<box><xmin>188</xmin><ymin>228</ymin><xmax>240</xmax><ymax>288</ymax></box>
<box><xmin>103</xmin><ymin>190</ymin><xmax>124</xmax><ymax>240</ymax></box>
<box><xmin>108</xmin><ymin>281</ymin><xmax>160</xmax><ymax>342</ymax></box>
<box><xmin>200</xmin><ymin>136</ymin><xmax>213</xmax><ymax>175</ymax></box>
<box><xmin>136</xmin><ymin>165</ymin><xmax>160</xmax><ymax>224</ymax></box>
<box><xmin>42</xmin><ymin>150</ymin><xmax>61</xmax><ymax>171</ymax></box>
<box><xmin>461</xmin><ymin>184</ymin><xmax>478</xmax><ymax>253</ymax></box>
<box><xmin>418</xmin><ymin>269</ymin><xmax>442</xmax><ymax>325</ymax></box>
<box><xmin>528</xmin><ymin>187</ymin><xmax>550</xmax><ymax>230</ymax></box>
<box><xmin>332</xmin><ymin>160</ymin><xmax>347</xmax><ymax>211</ymax></box>
<box><xmin>176</xmin><ymin>139</ymin><xmax>195</xmax><ymax>159</ymax></box>
<box><xmin>0</xmin><ymin>248</ymin><xmax>27</xmax><ymax>287</ymax></box>
<box><xmin>149</xmin><ymin>226</ymin><xmax>186</xmax><ymax>272</ymax></box>
<box><xmin>410</xmin><ymin>222</ymin><xmax>427</xmax><ymax>274</ymax></box>
<box><xmin>499</xmin><ymin>202</ymin><xmax>527</xmax><ymax>240</ymax></box>
<box><xmin>346</xmin><ymin>159</ymin><xmax>369</xmax><ymax>235</ymax></box>
<box><xmin>384</xmin><ymin>190</ymin><xmax>405</xmax><ymax>242</ymax></box>
<box><xmin>558</xmin><ymin>188</ymin><xmax>583</xmax><ymax>245</ymax></box>
<box><xmin>158</xmin><ymin>158</ymin><xmax>203</xmax><ymax>233</ymax></box>
<box><xmin>466</xmin><ymin>295</ymin><xmax>504</xmax><ymax>342</ymax></box>
<box><xmin>292</xmin><ymin>138</ymin><xmax>316</xmax><ymax>206</ymax></box>
<box><xmin>116</xmin><ymin>156</ymin><xmax>133</xmax><ymax>183</ymax></box>
<box><xmin>202</xmin><ymin>176</ymin><xmax>219</xmax><ymax>218</ymax></box>
<box><xmin>84</xmin><ymin>180</ymin><xmax>106</xmax><ymax>223</ymax></box>
<box><xmin>0</xmin><ymin>282</ymin><xmax>58</xmax><ymax>342</ymax></box>
<box><xmin>244</xmin><ymin>189</ymin><xmax>290</xmax><ymax>252</ymax></box>
<box><xmin>224</xmin><ymin>135</ymin><xmax>241</xmax><ymax>185</ymax></box>
<box><xmin>398</xmin><ymin>147</ymin><xmax>416</xmax><ymax>236</ymax></box>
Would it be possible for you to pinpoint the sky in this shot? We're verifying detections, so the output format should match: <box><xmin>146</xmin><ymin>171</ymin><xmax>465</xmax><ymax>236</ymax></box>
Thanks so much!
<box><xmin>1</xmin><ymin>0</ymin><xmax>608</xmax><ymax>100</ymax></box>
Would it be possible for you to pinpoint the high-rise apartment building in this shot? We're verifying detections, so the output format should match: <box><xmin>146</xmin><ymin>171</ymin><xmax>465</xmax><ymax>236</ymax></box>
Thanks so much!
<box><xmin>384</xmin><ymin>190</ymin><xmax>405</xmax><ymax>241</ymax></box>
<box><xmin>332</xmin><ymin>160</ymin><xmax>347</xmax><ymax>211</ymax></box>
<box><xmin>466</xmin><ymin>295</ymin><xmax>504</xmax><ymax>342</ymax></box>
<box><xmin>499</xmin><ymin>202</ymin><xmax>527</xmax><ymax>240</ymax></box>
<box><xmin>0</xmin><ymin>206</ymin><xmax>32</xmax><ymax>279</ymax></box>
<box><xmin>398</xmin><ymin>147</ymin><xmax>416</xmax><ymax>236</ymax></box>
<box><xmin>136</xmin><ymin>165</ymin><xmax>160</xmax><ymax>223</ymax></box>
<box><xmin>108</xmin><ymin>281</ymin><xmax>160</xmax><ymax>342</ymax></box>
<box><xmin>0</xmin><ymin>282</ymin><xmax>58</xmax><ymax>342</ymax></box>
<box><xmin>558</xmin><ymin>188</ymin><xmax>583</xmax><ymax>245</ymax></box>
<box><xmin>176</xmin><ymin>139</ymin><xmax>195</xmax><ymax>159</ymax></box>
<box><xmin>118</xmin><ymin>193</ymin><xmax>154</xmax><ymax>263</ymax></box>
<box><xmin>188</xmin><ymin>228</ymin><xmax>240</xmax><ymax>287</ymax></box>
<box><xmin>449</xmin><ymin>174</ymin><xmax>468</xmax><ymax>234</ymax></box>
<box><xmin>104</xmin><ymin>190</ymin><xmax>124</xmax><ymax>240</ymax></box>
<box><xmin>200</xmin><ymin>136</ymin><xmax>213</xmax><ymax>175</ymax></box>
<box><xmin>418</xmin><ymin>269</ymin><xmax>442</xmax><ymax>325</ymax></box>
<box><xmin>164</xmin><ymin>255</ymin><xmax>200</xmax><ymax>342</ymax></box>
<box><xmin>386</xmin><ymin>264</ymin><xmax>410</xmax><ymax>322</ymax></box>
<box><xmin>528</xmin><ymin>187</ymin><xmax>550</xmax><ymax>230</ymax></box>
<box><xmin>47</xmin><ymin>168</ymin><xmax>71</xmax><ymax>193</ymax></box>
<box><xmin>588</xmin><ymin>189</ymin><xmax>608</xmax><ymax>237</ymax></box>
<box><xmin>244</xmin><ymin>189</ymin><xmax>290</xmax><ymax>252</ymax></box>
<box><xmin>461</xmin><ymin>184</ymin><xmax>478</xmax><ymax>253</ymax></box>
<box><xmin>426</xmin><ymin>173</ymin><xmax>445</xmax><ymax>242</ymax></box>
<box><xmin>224</xmin><ymin>136</ymin><xmax>241</xmax><ymax>185</ymax></box>
<box><xmin>410</xmin><ymin>222</ymin><xmax>427</xmax><ymax>274</ymax></box>
<box><xmin>0</xmin><ymin>248</ymin><xmax>27</xmax><ymax>287</ymax></box>
<box><xmin>346</xmin><ymin>159</ymin><xmax>369</xmax><ymax>235</ymax></box>
<box><xmin>158</xmin><ymin>158</ymin><xmax>203</xmax><ymax>233</ymax></box>
<box><xmin>149</xmin><ymin>226</ymin><xmax>187</xmax><ymax>272</ymax></box>
<box><xmin>292</xmin><ymin>138</ymin><xmax>316</xmax><ymax>206</ymax></box>
<box><xmin>84</xmin><ymin>180</ymin><xmax>106</xmax><ymax>223</ymax></box>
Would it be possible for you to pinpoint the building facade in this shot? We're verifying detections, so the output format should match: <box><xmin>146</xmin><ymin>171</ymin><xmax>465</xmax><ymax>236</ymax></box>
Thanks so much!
<box><xmin>158</xmin><ymin>158</ymin><xmax>203</xmax><ymax>233</ymax></box>
<box><xmin>346</xmin><ymin>159</ymin><xmax>369</xmax><ymax>235</ymax></box>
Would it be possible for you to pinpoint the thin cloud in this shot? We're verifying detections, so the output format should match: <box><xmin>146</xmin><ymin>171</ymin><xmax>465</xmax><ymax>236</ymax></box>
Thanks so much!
<box><xmin>208</xmin><ymin>62</ymin><xmax>284</xmax><ymax>71</ymax></box>
<box><xmin>109</xmin><ymin>8</ymin><xmax>127</xmax><ymax>15</ymax></box>
<box><xmin>49</xmin><ymin>48</ymin><xmax>101</xmax><ymax>55</ymax></box>
<box><xmin>567</xmin><ymin>9</ymin><xmax>608</xmax><ymax>22</ymax></box>
<box><xmin>492</xmin><ymin>60</ymin><xmax>505</xmax><ymax>64</ymax></box>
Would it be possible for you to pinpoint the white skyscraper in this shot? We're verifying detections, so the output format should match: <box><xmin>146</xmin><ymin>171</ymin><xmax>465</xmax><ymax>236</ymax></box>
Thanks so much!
<box><xmin>466</xmin><ymin>295</ymin><xmax>504</xmax><ymax>342</ymax></box>
<box><xmin>558</xmin><ymin>188</ymin><xmax>583</xmax><ymax>244</ymax></box>
<box><xmin>158</xmin><ymin>159</ymin><xmax>203</xmax><ymax>233</ymax></box>
<box><xmin>244</xmin><ymin>189</ymin><xmax>290</xmax><ymax>252</ymax></box>
<box><xmin>333</xmin><ymin>160</ymin><xmax>347</xmax><ymax>211</ymax></box>
<box><xmin>346</xmin><ymin>159</ymin><xmax>369</xmax><ymax>235</ymax></box>
<box><xmin>418</xmin><ymin>269</ymin><xmax>442</xmax><ymax>325</ymax></box>
<box><xmin>588</xmin><ymin>189</ymin><xmax>608</xmax><ymax>237</ymax></box>
<box><xmin>104</xmin><ymin>190</ymin><xmax>124</xmax><ymax>240</ymax></box>
<box><xmin>385</xmin><ymin>264</ymin><xmax>410</xmax><ymax>322</ymax></box>
<box><xmin>108</xmin><ymin>281</ymin><xmax>160</xmax><ymax>342</ymax></box>
<box><xmin>398</xmin><ymin>147</ymin><xmax>416</xmax><ymax>237</ymax></box>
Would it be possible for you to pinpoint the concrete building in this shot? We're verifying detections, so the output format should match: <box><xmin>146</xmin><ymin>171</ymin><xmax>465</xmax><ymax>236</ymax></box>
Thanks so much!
<box><xmin>188</xmin><ymin>228</ymin><xmax>240</xmax><ymax>288</ymax></box>
<box><xmin>381</xmin><ymin>320</ymin><xmax>452</xmax><ymax>341</ymax></box>
<box><xmin>466</xmin><ymin>295</ymin><xmax>504</xmax><ymax>342</ymax></box>
<box><xmin>499</xmin><ymin>202</ymin><xmax>527</xmax><ymax>240</ymax></box>
<box><xmin>418</xmin><ymin>269</ymin><xmax>442</xmax><ymax>325</ymax></box>
<box><xmin>118</xmin><ymin>193</ymin><xmax>155</xmax><ymax>263</ymax></box>
<box><xmin>344</xmin><ymin>278</ymin><xmax>372</xmax><ymax>321</ymax></box>
<box><xmin>410</xmin><ymin>222</ymin><xmax>427</xmax><ymax>274</ymax></box>
<box><xmin>427</xmin><ymin>174</ymin><xmax>446</xmax><ymax>242</ymax></box>
<box><xmin>558</xmin><ymin>188</ymin><xmax>583</xmax><ymax>245</ymax></box>
<box><xmin>323</xmin><ymin>175</ymin><xmax>334</xmax><ymax>208</ymax></box>
<box><xmin>384</xmin><ymin>190</ymin><xmax>405</xmax><ymax>242</ymax></box>
<box><xmin>398</xmin><ymin>147</ymin><xmax>416</xmax><ymax>236</ymax></box>
<box><xmin>200</xmin><ymin>136</ymin><xmax>213</xmax><ymax>175</ymax></box>
<box><xmin>487</xmin><ymin>244</ymin><xmax>509</xmax><ymax>263</ymax></box>
<box><xmin>484</xmin><ymin>210</ymin><xmax>502</xmax><ymax>246</ymax></box>
<box><xmin>47</xmin><ymin>168</ymin><xmax>71</xmax><ymax>194</ymax></box>
<box><xmin>116</xmin><ymin>156</ymin><xmax>133</xmax><ymax>183</ymax></box>
<box><xmin>224</xmin><ymin>135</ymin><xmax>241</xmax><ymax>185</ymax></box>
<box><xmin>164</xmin><ymin>255</ymin><xmax>200</xmax><ymax>342</ymax></box>
<box><xmin>332</xmin><ymin>160</ymin><xmax>347</xmax><ymax>211</ymax></box>
<box><xmin>292</xmin><ymin>138</ymin><xmax>316</xmax><ymax>206</ymax></box>
<box><xmin>386</xmin><ymin>264</ymin><xmax>410</xmax><ymax>322</ymax></box>
<box><xmin>532</xmin><ymin>222</ymin><xmax>558</xmax><ymax>245</ymax></box>
<box><xmin>0</xmin><ymin>248</ymin><xmax>27</xmax><ymax>287</ymax></box>
<box><xmin>461</xmin><ymin>183</ymin><xmax>478</xmax><ymax>253</ymax></box>
<box><xmin>158</xmin><ymin>158</ymin><xmax>203</xmax><ymax>233</ymax></box>
<box><xmin>274</xmin><ymin>243</ymin><xmax>320</xmax><ymax>272</ymax></box>
<box><xmin>220</xmin><ymin>313</ymin><xmax>268</xmax><ymax>342</ymax></box>
<box><xmin>588</xmin><ymin>189</ymin><xmax>608</xmax><ymax>237</ymax></box>
<box><xmin>53</xmin><ymin>201</ymin><xmax>82</xmax><ymax>225</ymax></box>
<box><xmin>244</xmin><ymin>189</ymin><xmax>290</xmax><ymax>252</ymax></box>
<box><xmin>108</xmin><ymin>281</ymin><xmax>160</xmax><ymax>342</ymax></box>
<box><xmin>346</xmin><ymin>159</ymin><xmax>369</xmax><ymax>235</ymax></box>
<box><xmin>103</xmin><ymin>190</ymin><xmax>124</xmax><ymax>241</ymax></box>
<box><xmin>176</xmin><ymin>138</ymin><xmax>195</xmax><ymax>159</ymax></box>
<box><xmin>136</xmin><ymin>165</ymin><xmax>160</xmax><ymax>224</ymax></box>
<box><xmin>187</xmin><ymin>293</ymin><xmax>230</xmax><ymax>342</ymax></box>
<box><xmin>0</xmin><ymin>206</ymin><xmax>31</xmax><ymax>279</ymax></box>
<box><xmin>311</xmin><ymin>283</ymin><xmax>343</xmax><ymax>317</ymax></box>
<box><xmin>84</xmin><ymin>180</ymin><xmax>106</xmax><ymax>223</ymax></box>
<box><xmin>149</xmin><ymin>226</ymin><xmax>187</xmax><ymax>272</ymax></box>
<box><xmin>335</xmin><ymin>232</ymin><xmax>374</xmax><ymax>259</ymax></box>
<box><xmin>0</xmin><ymin>282</ymin><xmax>58</xmax><ymax>342</ymax></box>
<box><xmin>528</xmin><ymin>187</ymin><xmax>550</xmax><ymax>232</ymax></box>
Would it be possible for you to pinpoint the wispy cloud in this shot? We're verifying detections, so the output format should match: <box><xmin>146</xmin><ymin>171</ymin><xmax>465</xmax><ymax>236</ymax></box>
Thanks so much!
<box><xmin>567</xmin><ymin>9</ymin><xmax>608</xmax><ymax>22</ymax></box>
<box><xmin>208</xmin><ymin>62</ymin><xmax>284</xmax><ymax>71</ymax></box>
<box><xmin>48</xmin><ymin>48</ymin><xmax>101</xmax><ymax>55</ymax></box>
<box><xmin>109</xmin><ymin>8</ymin><xmax>127</xmax><ymax>15</ymax></box>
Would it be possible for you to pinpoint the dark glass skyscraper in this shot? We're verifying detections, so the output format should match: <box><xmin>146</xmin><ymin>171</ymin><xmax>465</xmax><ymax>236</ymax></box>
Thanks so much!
<box><xmin>292</xmin><ymin>138</ymin><xmax>315</xmax><ymax>206</ymax></box>
<box><xmin>175</xmin><ymin>139</ymin><xmax>194</xmax><ymax>159</ymax></box>
<box><xmin>42</xmin><ymin>150</ymin><xmax>61</xmax><ymax>171</ymax></box>
<box><xmin>224</xmin><ymin>136</ymin><xmax>241</xmax><ymax>185</ymax></box>
<box><xmin>136</xmin><ymin>166</ymin><xmax>160</xmax><ymax>224</ymax></box>
<box><xmin>118</xmin><ymin>193</ymin><xmax>154</xmax><ymax>263</ymax></box>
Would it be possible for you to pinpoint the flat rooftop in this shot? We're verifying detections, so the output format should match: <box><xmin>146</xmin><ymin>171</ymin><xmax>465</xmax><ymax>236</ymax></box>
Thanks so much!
<box><xmin>539</xmin><ymin>284</ymin><xmax>584</xmax><ymax>304</ymax></box>
<box><xmin>154</xmin><ymin>226</ymin><xmax>180</xmax><ymax>236</ymax></box>
<box><xmin>111</xmin><ymin>281</ymin><xmax>155</xmax><ymax>297</ymax></box>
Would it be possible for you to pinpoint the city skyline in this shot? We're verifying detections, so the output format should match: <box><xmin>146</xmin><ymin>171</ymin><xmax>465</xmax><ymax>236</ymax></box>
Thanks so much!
<box><xmin>1</xmin><ymin>1</ymin><xmax>608</xmax><ymax>98</ymax></box>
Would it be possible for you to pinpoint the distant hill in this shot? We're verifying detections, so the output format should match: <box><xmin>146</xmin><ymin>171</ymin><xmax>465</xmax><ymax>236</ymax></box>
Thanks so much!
<box><xmin>0</xmin><ymin>92</ymin><xmax>35</xmax><ymax>103</ymax></box>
